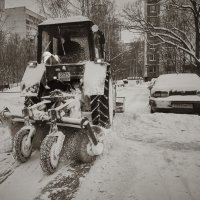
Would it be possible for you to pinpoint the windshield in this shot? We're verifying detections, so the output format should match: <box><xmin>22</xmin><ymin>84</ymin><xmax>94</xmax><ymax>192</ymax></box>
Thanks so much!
<box><xmin>41</xmin><ymin>25</ymin><xmax>90</xmax><ymax>63</ymax></box>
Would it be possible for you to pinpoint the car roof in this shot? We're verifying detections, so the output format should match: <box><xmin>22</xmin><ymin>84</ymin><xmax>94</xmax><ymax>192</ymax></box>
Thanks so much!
<box><xmin>152</xmin><ymin>73</ymin><xmax>200</xmax><ymax>92</ymax></box>
<box><xmin>157</xmin><ymin>73</ymin><xmax>199</xmax><ymax>83</ymax></box>
<box><xmin>39</xmin><ymin>16</ymin><xmax>92</xmax><ymax>26</ymax></box>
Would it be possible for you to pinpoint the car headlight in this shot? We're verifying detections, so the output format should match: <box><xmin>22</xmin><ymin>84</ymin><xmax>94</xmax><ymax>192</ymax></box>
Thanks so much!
<box><xmin>152</xmin><ymin>91</ymin><xmax>169</xmax><ymax>98</ymax></box>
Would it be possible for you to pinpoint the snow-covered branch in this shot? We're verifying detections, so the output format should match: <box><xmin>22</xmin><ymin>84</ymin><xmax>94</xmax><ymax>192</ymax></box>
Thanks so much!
<box><xmin>155</xmin><ymin>34</ymin><xmax>199</xmax><ymax>66</ymax></box>
<box><xmin>122</xmin><ymin>0</ymin><xmax>200</xmax><ymax>67</ymax></box>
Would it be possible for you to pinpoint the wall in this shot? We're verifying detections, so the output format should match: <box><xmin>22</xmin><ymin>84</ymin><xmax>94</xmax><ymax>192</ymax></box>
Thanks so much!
<box><xmin>4</xmin><ymin>7</ymin><xmax>26</xmax><ymax>37</ymax></box>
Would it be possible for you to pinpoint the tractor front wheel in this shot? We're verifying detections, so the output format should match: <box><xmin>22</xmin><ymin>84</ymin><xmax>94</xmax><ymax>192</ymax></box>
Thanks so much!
<box><xmin>40</xmin><ymin>136</ymin><xmax>60</xmax><ymax>174</ymax></box>
<box><xmin>13</xmin><ymin>130</ymin><xmax>33</xmax><ymax>163</ymax></box>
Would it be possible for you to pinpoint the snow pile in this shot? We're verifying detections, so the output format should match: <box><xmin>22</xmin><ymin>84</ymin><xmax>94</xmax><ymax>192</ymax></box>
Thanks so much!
<box><xmin>152</xmin><ymin>73</ymin><xmax>200</xmax><ymax>93</ymax></box>
<box><xmin>0</xmin><ymin>92</ymin><xmax>24</xmax><ymax>115</ymax></box>
<box><xmin>74</xmin><ymin>128</ymin><xmax>136</xmax><ymax>200</ymax></box>
<box><xmin>83</xmin><ymin>61</ymin><xmax>107</xmax><ymax>96</ymax></box>
<box><xmin>0</xmin><ymin>126</ymin><xmax>12</xmax><ymax>153</ymax></box>
<box><xmin>99</xmin><ymin>128</ymin><xmax>122</xmax><ymax>156</ymax></box>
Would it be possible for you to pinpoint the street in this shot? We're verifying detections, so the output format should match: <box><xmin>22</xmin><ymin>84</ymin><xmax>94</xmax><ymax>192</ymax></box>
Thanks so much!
<box><xmin>0</xmin><ymin>81</ymin><xmax>200</xmax><ymax>200</ymax></box>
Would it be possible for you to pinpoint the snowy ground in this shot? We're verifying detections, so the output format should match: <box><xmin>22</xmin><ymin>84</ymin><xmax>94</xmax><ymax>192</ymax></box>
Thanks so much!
<box><xmin>0</xmin><ymin>81</ymin><xmax>200</xmax><ymax>200</ymax></box>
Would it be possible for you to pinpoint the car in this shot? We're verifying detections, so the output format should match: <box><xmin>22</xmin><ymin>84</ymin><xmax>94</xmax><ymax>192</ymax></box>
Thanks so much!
<box><xmin>149</xmin><ymin>73</ymin><xmax>200</xmax><ymax>114</ymax></box>
<box><xmin>116</xmin><ymin>80</ymin><xmax>125</xmax><ymax>87</ymax></box>
<box><xmin>123</xmin><ymin>79</ymin><xmax>128</xmax><ymax>84</ymax></box>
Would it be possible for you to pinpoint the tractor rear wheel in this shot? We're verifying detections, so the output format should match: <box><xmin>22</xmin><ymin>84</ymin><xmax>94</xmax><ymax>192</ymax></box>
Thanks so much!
<box><xmin>13</xmin><ymin>129</ymin><xmax>33</xmax><ymax>163</ymax></box>
<box><xmin>90</xmin><ymin>71</ymin><xmax>114</xmax><ymax>128</ymax></box>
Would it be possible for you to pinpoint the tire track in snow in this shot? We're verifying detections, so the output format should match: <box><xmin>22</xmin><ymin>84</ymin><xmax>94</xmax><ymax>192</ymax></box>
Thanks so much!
<box><xmin>0</xmin><ymin>153</ymin><xmax>18</xmax><ymax>185</ymax></box>
<box><xmin>35</xmin><ymin>162</ymin><xmax>92</xmax><ymax>200</ymax></box>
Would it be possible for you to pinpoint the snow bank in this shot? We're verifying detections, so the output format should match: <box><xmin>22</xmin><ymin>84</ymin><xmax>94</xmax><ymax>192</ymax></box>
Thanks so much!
<box><xmin>100</xmin><ymin>128</ymin><xmax>122</xmax><ymax>156</ymax></box>
<box><xmin>8</xmin><ymin>86</ymin><xmax>20</xmax><ymax>92</ymax></box>
<box><xmin>83</xmin><ymin>61</ymin><xmax>107</xmax><ymax>96</ymax></box>
<box><xmin>0</xmin><ymin>126</ymin><xmax>12</xmax><ymax>153</ymax></box>
<box><xmin>0</xmin><ymin>92</ymin><xmax>24</xmax><ymax>115</ymax></box>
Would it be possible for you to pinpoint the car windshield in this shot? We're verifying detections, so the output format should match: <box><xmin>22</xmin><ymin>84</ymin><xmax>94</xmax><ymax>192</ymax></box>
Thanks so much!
<box><xmin>41</xmin><ymin>25</ymin><xmax>90</xmax><ymax>63</ymax></box>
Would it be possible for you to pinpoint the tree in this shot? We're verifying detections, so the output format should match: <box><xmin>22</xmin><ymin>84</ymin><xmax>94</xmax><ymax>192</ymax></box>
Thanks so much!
<box><xmin>0</xmin><ymin>34</ymin><xmax>37</xmax><ymax>85</ymax></box>
<box><xmin>122</xmin><ymin>0</ymin><xmax>200</xmax><ymax>69</ymax></box>
<box><xmin>36</xmin><ymin>0</ymin><xmax>83</xmax><ymax>17</ymax></box>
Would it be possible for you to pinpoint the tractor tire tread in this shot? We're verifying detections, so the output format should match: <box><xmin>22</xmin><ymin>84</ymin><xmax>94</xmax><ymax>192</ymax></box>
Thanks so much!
<box><xmin>13</xmin><ymin>130</ymin><xmax>32</xmax><ymax>163</ymax></box>
<box><xmin>40</xmin><ymin>136</ymin><xmax>58</xmax><ymax>174</ymax></box>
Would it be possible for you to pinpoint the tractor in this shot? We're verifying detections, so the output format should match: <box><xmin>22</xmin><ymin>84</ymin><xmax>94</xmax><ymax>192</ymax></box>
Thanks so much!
<box><xmin>0</xmin><ymin>16</ymin><xmax>119</xmax><ymax>174</ymax></box>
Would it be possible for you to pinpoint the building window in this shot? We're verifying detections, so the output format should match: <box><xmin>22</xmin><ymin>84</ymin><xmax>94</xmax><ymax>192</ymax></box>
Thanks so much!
<box><xmin>149</xmin><ymin>5</ymin><xmax>156</xmax><ymax>13</ymax></box>
<box><xmin>149</xmin><ymin>17</ymin><xmax>157</xmax><ymax>26</ymax></box>
<box><xmin>149</xmin><ymin>66</ymin><xmax>156</xmax><ymax>73</ymax></box>
<box><xmin>149</xmin><ymin>54</ymin><xmax>156</xmax><ymax>61</ymax></box>
<box><xmin>149</xmin><ymin>44</ymin><xmax>156</xmax><ymax>50</ymax></box>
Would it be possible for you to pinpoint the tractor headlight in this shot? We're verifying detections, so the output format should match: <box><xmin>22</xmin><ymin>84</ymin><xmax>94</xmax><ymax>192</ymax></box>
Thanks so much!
<box><xmin>28</xmin><ymin>61</ymin><xmax>37</xmax><ymax>68</ymax></box>
<box><xmin>94</xmin><ymin>58</ymin><xmax>104</xmax><ymax>64</ymax></box>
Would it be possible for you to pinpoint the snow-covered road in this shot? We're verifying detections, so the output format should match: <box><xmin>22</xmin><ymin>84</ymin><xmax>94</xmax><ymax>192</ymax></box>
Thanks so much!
<box><xmin>0</xmin><ymin>81</ymin><xmax>200</xmax><ymax>200</ymax></box>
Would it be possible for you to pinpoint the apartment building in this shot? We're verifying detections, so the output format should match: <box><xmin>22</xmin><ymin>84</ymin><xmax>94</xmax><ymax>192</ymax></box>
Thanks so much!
<box><xmin>2</xmin><ymin>5</ymin><xmax>45</xmax><ymax>39</ymax></box>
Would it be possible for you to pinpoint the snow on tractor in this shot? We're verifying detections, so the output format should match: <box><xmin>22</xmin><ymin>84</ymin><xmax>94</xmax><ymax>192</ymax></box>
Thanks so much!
<box><xmin>0</xmin><ymin>16</ymin><xmax>120</xmax><ymax>174</ymax></box>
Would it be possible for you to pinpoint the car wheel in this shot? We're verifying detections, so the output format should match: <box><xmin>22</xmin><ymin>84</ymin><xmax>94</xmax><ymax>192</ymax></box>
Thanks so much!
<box><xmin>150</xmin><ymin>105</ymin><xmax>155</xmax><ymax>113</ymax></box>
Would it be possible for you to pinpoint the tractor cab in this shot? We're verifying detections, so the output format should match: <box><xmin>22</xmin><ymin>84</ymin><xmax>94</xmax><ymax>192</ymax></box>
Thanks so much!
<box><xmin>37</xmin><ymin>16</ymin><xmax>105</xmax><ymax>64</ymax></box>
<box><xmin>21</xmin><ymin>16</ymin><xmax>107</xmax><ymax>98</ymax></box>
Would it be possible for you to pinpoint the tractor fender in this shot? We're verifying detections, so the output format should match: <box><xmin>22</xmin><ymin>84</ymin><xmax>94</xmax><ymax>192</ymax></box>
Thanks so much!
<box><xmin>21</xmin><ymin>62</ymin><xmax>45</xmax><ymax>97</ymax></box>
<box><xmin>83</xmin><ymin>61</ymin><xmax>108</xmax><ymax>96</ymax></box>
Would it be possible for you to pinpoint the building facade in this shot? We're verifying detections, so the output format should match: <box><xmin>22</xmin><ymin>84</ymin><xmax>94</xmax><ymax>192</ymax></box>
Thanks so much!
<box><xmin>2</xmin><ymin>6</ymin><xmax>45</xmax><ymax>39</ymax></box>
<box><xmin>144</xmin><ymin>0</ymin><xmax>161</xmax><ymax>81</ymax></box>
